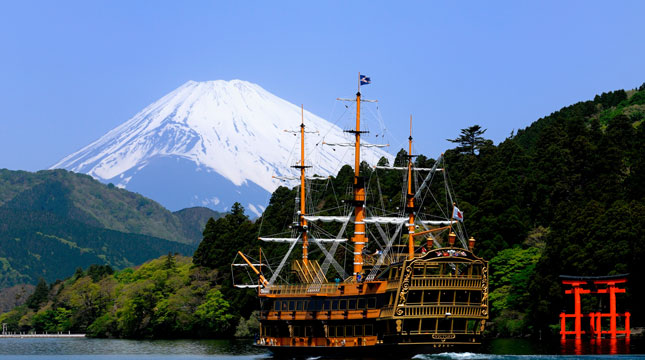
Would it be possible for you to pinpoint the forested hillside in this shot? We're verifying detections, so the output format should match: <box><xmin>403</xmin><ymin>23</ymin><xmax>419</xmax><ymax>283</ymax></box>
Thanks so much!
<box><xmin>0</xmin><ymin>169</ymin><xmax>222</xmax><ymax>288</ymax></box>
<box><xmin>0</xmin><ymin>207</ymin><xmax>195</xmax><ymax>288</ymax></box>
<box><xmin>0</xmin><ymin>169</ymin><xmax>223</xmax><ymax>244</ymax></box>
<box><xmin>0</xmin><ymin>257</ymin><xmax>237</xmax><ymax>338</ymax></box>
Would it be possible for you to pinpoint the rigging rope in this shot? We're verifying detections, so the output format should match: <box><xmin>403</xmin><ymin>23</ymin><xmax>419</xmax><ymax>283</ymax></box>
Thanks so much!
<box><xmin>267</xmin><ymin>234</ymin><xmax>301</xmax><ymax>286</ymax></box>
<box><xmin>319</xmin><ymin>215</ymin><xmax>352</xmax><ymax>278</ymax></box>
<box><xmin>366</xmin><ymin>222</ymin><xmax>404</xmax><ymax>281</ymax></box>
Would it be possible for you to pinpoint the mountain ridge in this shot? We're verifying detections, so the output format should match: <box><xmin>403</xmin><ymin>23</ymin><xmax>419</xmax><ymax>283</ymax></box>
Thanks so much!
<box><xmin>0</xmin><ymin>168</ymin><xmax>223</xmax><ymax>288</ymax></box>
<box><xmin>51</xmin><ymin>80</ymin><xmax>393</xmax><ymax>213</ymax></box>
<box><xmin>0</xmin><ymin>168</ymin><xmax>221</xmax><ymax>244</ymax></box>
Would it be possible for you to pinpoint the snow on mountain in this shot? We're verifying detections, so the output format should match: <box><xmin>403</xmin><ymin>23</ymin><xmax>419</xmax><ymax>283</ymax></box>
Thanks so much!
<box><xmin>51</xmin><ymin>80</ymin><xmax>393</xmax><ymax>215</ymax></box>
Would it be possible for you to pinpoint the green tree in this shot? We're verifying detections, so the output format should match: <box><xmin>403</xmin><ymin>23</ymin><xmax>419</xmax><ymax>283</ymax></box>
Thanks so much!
<box><xmin>195</xmin><ymin>289</ymin><xmax>234</xmax><ymax>335</ymax></box>
<box><xmin>26</xmin><ymin>277</ymin><xmax>49</xmax><ymax>310</ymax></box>
<box><xmin>447</xmin><ymin>125</ymin><xmax>489</xmax><ymax>155</ymax></box>
<box><xmin>163</xmin><ymin>252</ymin><xmax>176</xmax><ymax>270</ymax></box>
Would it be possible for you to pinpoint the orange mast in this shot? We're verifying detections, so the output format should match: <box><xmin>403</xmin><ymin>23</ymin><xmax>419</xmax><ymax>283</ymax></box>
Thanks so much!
<box><xmin>237</xmin><ymin>251</ymin><xmax>269</xmax><ymax>287</ymax></box>
<box><xmin>407</xmin><ymin>115</ymin><xmax>416</xmax><ymax>259</ymax></box>
<box><xmin>299</xmin><ymin>105</ymin><xmax>309</xmax><ymax>266</ymax></box>
<box><xmin>351</xmin><ymin>73</ymin><xmax>367</xmax><ymax>279</ymax></box>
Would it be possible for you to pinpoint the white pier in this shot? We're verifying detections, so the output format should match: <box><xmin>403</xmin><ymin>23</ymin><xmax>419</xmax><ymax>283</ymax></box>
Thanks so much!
<box><xmin>0</xmin><ymin>333</ymin><xmax>86</xmax><ymax>338</ymax></box>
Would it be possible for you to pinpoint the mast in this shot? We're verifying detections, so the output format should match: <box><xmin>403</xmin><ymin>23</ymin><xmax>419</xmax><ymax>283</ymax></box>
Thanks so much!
<box><xmin>407</xmin><ymin>115</ymin><xmax>416</xmax><ymax>259</ymax></box>
<box><xmin>352</xmin><ymin>73</ymin><xmax>366</xmax><ymax>279</ymax></box>
<box><xmin>299</xmin><ymin>105</ymin><xmax>308</xmax><ymax>266</ymax></box>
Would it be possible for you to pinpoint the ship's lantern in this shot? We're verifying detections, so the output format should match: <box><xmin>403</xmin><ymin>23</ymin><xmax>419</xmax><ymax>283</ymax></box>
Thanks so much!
<box><xmin>448</xmin><ymin>232</ymin><xmax>456</xmax><ymax>247</ymax></box>
<box><xmin>468</xmin><ymin>237</ymin><xmax>476</xmax><ymax>250</ymax></box>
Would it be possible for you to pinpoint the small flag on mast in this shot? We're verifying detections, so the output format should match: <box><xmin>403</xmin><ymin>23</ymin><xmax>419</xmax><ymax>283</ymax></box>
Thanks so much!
<box><xmin>452</xmin><ymin>206</ymin><xmax>464</xmax><ymax>222</ymax></box>
<box><xmin>360</xmin><ymin>75</ymin><xmax>371</xmax><ymax>86</ymax></box>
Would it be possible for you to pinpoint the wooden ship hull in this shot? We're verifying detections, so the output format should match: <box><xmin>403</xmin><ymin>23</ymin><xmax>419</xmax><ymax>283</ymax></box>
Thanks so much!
<box><xmin>254</xmin><ymin>248</ymin><xmax>488</xmax><ymax>355</ymax></box>
<box><xmin>234</xmin><ymin>75</ymin><xmax>489</xmax><ymax>357</ymax></box>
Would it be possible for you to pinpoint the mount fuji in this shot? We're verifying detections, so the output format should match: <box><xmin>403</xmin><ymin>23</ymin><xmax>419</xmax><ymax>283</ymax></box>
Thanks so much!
<box><xmin>51</xmin><ymin>80</ymin><xmax>393</xmax><ymax>215</ymax></box>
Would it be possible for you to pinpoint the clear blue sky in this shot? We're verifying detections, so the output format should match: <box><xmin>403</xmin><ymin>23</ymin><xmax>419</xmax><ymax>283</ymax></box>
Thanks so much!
<box><xmin>1</xmin><ymin>1</ymin><xmax>644</xmax><ymax>171</ymax></box>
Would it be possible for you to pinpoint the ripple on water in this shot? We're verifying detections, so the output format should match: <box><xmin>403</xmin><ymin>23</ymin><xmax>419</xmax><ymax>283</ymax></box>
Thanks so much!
<box><xmin>0</xmin><ymin>338</ymin><xmax>269</xmax><ymax>359</ymax></box>
<box><xmin>1</xmin><ymin>338</ymin><xmax>644</xmax><ymax>360</ymax></box>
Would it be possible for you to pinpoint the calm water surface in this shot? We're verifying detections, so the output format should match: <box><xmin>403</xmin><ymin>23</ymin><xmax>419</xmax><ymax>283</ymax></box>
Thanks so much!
<box><xmin>0</xmin><ymin>338</ymin><xmax>643</xmax><ymax>359</ymax></box>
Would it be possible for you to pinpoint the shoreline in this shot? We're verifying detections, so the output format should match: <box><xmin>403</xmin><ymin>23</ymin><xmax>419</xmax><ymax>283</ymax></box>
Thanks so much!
<box><xmin>0</xmin><ymin>334</ymin><xmax>86</xmax><ymax>338</ymax></box>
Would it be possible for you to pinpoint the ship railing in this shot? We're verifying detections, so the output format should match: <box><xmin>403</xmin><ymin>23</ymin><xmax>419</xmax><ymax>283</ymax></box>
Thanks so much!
<box><xmin>261</xmin><ymin>283</ymin><xmax>339</xmax><ymax>295</ymax></box>
<box><xmin>408</xmin><ymin>328</ymin><xmax>478</xmax><ymax>335</ymax></box>
<box><xmin>413</xmin><ymin>274</ymin><xmax>482</xmax><ymax>279</ymax></box>
<box><xmin>410</xmin><ymin>277</ymin><xmax>483</xmax><ymax>289</ymax></box>
<box><xmin>379</xmin><ymin>305</ymin><xmax>486</xmax><ymax>318</ymax></box>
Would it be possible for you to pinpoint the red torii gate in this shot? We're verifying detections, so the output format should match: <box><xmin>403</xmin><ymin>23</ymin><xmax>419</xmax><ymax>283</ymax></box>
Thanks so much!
<box><xmin>560</xmin><ymin>274</ymin><xmax>630</xmax><ymax>340</ymax></box>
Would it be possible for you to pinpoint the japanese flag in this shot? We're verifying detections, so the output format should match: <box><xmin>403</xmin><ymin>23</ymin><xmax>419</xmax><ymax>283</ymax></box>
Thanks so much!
<box><xmin>452</xmin><ymin>206</ymin><xmax>464</xmax><ymax>222</ymax></box>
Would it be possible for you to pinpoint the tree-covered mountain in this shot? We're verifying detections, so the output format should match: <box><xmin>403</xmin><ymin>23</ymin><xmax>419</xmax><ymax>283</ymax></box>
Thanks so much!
<box><xmin>173</xmin><ymin>206</ymin><xmax>226</xmax><ymax>242</ymax></box>
<box><xmin>0</xmin><ymin>207</ymin><xmax>196</xmax><ymax>288</ymax></box>
<box><xmin>0</xmin><ymin>169</ymin><xmax>223</xmax><ymax>288</ymax></box>
<box><xmin>430</xmin><ymin>83</ymin><xmax>645</xmax><ymax>335</ymax></box>
<box><xmin>0</xmin><ymin>169</ymin><xmax>222</xmax><ymax>244</ymax></box>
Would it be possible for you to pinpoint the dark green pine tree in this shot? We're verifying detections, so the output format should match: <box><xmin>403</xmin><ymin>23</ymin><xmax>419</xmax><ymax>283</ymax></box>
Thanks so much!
<box><xmin>163</xmin><ymin>252</ymin><xmax>176</xmax><ymax>270</ymax></box>
<box><xmin>192</xmin><ymin>217</ymin><xmax>220</xmax><ymax>269</ymax></box>
<box><xmin>447</xmin><ymin>125</ymin><xmax>488</xmax><ymax>155</ymax></box>
<box><xmin>393</xmin><ymin>148</ymin><xmax>408</xmax><ymax>167</ymax></box>
<box><xmin>229</xmin><ymin>202</ymin><xmax>247</xmax><ymax>227</ymax></box>
<box><xmin>73</xmin><ymin>267</ymin><xmax>84</xmax><ymax>280</ymax></box>
<box><xmin>26</xmin><ymin>277</ymin><xmax>49</xmax><ymax>310</ymax></box>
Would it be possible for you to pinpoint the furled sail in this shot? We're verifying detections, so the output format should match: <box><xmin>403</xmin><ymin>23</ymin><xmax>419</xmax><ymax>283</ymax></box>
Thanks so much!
<box><xmin>259</xmin><ymin>237</ymin><xmax>347</xmax><ymax>243</ymax></box>
<box><xmin>303</xmin><ymin>215</ymin><xmax>351</xmax><ymax>222</ymax></box>
<box><xmin>323</xmin><ymin>142</ymin><xmax>389</xmax><ymax>148</ymax></box>
<box><xmin>273</xmin><ymin>175</ymin><xmax>330</xmax><ymax>181</ymax></box>
<box><xmin>363</xmin><ymin>216</ymin><xmax>409</xmax><ymax>224</ymax></box>
<box><xmin>259</xmin><ymin>237</ymin><xmax>299</xmax><ymax>242</ymax></box>
<box><xmin>420</xmin><ymin>220</ymin><xmax>455</xmax><ymax>226</ymax></box>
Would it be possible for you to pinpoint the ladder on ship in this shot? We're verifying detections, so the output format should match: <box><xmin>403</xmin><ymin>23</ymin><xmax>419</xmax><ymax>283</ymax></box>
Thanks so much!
<box><xmin>292</xmin><ymin>259</ymin><xmax>328</xmax><ymax>284</ymax></box>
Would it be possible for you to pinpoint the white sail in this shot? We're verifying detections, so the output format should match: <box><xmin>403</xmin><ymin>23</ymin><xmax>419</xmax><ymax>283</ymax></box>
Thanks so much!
<box><xmin>259</xmin><ymin>237</ymin><xmax>347</xmax><ymax>243</ymax></box>
<box><xmin>420</xmin><ymin>220</ymin><xmax>455</xmax><ymax>226</ymax></box>
<box><xmin>273</xmin><ymin>175</ymin><xmax>330</xmax><ymax>181</ymax></box>
<box><xmin>259</xmin><ymin>237</ymin><xmax>300</xmax><ymax>242</ymax></box>
<box><xmin>303</xmin><ymin>215</ymin><xmax>351</xmax><ymax>222</ymax></box>
<box><xmin>323</xmin><ymin>142</ymin><xmax>389</xmax><ymax>148</ymax></box>
<box><xmin>311</xmin><ymin>238</ymin><xmax>348</xmax><ymax>242</ymax></box>
<box><xmin>363</xmin><ymin>216</ymin><xmax>409</xmax><ymax>224</ymax></box>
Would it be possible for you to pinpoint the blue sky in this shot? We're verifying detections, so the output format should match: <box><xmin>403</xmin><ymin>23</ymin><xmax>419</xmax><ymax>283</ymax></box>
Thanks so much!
<box><xmin>1</xmin><ymin>1</ymin><xmax>644</xmax><ymax>171</ymax></box>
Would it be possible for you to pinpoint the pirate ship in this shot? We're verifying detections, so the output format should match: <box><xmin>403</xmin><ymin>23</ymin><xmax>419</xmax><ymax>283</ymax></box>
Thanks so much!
<box><xmin>233</xmin><ymin>76</ymin><xmax>488</xmax><ymax>356</ymax></box>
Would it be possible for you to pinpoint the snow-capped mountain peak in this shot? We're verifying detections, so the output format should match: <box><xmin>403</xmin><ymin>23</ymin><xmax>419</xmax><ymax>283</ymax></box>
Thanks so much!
<box><xmin>52</xmin><ymin>80</ymin><xmax>392</xmax><ymax>214</ymax></box>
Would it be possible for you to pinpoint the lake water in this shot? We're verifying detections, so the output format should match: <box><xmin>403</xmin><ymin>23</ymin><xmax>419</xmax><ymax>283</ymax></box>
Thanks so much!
<box><xmin>0</xmin><ymin>337</ymin><xmax>643</xmax><ymax>359</ymax></box>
